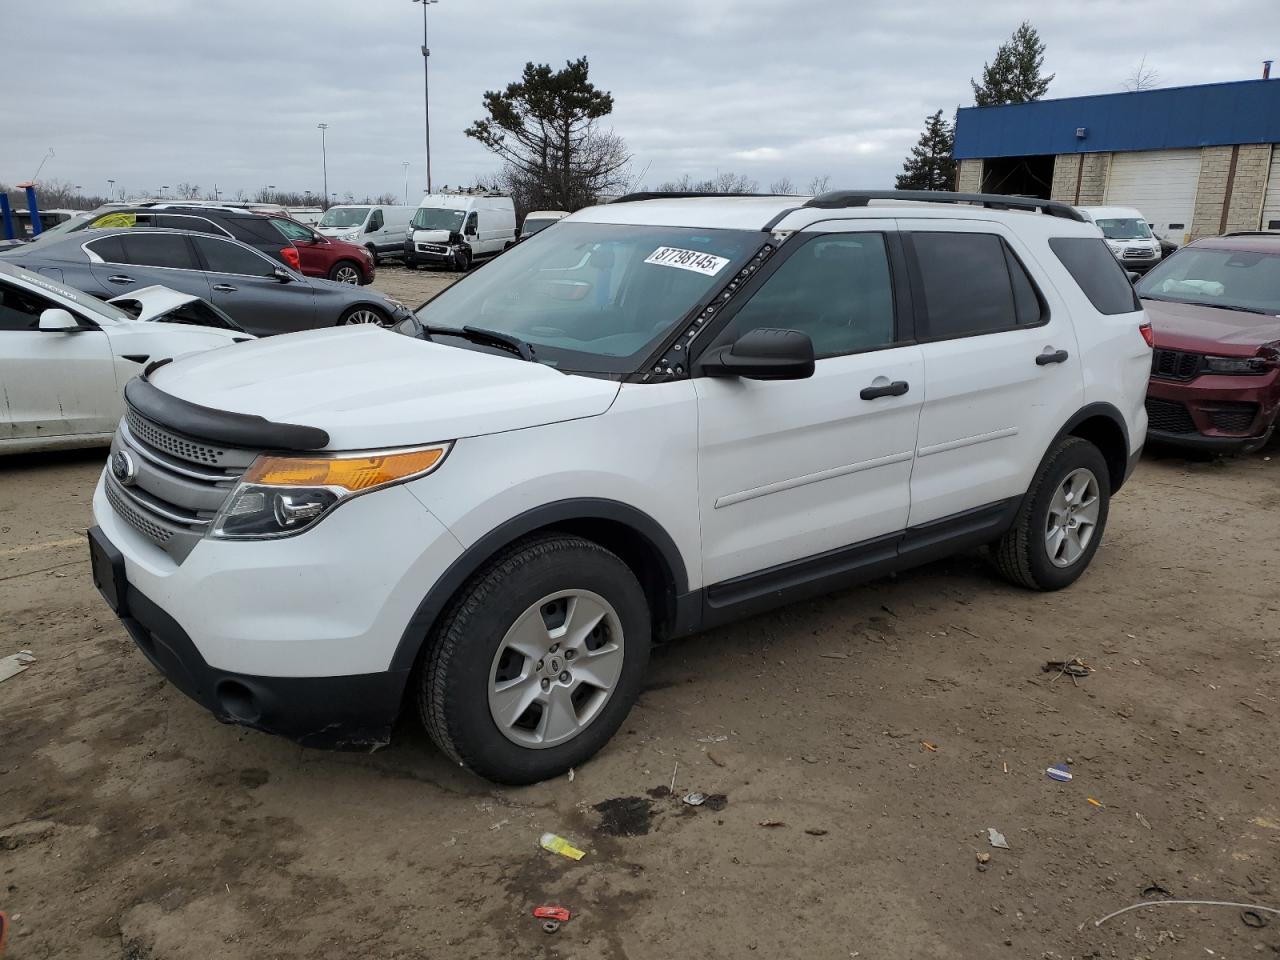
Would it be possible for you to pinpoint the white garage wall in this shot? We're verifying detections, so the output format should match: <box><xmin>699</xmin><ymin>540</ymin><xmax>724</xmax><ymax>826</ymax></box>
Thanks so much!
<box><xmin>1105</xmin><ymin>149</ymin><xmax>1203</xmax><ymax>244</ymax></box>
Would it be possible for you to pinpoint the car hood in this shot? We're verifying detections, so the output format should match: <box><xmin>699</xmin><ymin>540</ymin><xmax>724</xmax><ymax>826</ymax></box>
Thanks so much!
<box><xmin>1142</xmin><ymin>298</ymin><xmax>1280</xmax><ymax>354</ymax></box>
<box><xmin>413</xmin><ymin>229</ymin><xmax>453</xmax><ymax>243</ymax></box>
<box><xmin>147</xmin><ymin>326</ymin><xmax>621</xmax><ymax>449</ymax></box>
<box><xmin>109</xmin><ymin>285</ymin><xmax>203</xmax><ymax>321</ymax></box>
<box><xmin>316</xmin><ymin>225</ymin><xmax>361</xmax><ymax>236</ymax></box>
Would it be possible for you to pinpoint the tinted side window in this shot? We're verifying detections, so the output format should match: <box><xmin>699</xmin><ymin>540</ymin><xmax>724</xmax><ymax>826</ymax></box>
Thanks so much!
<box><xmin>1049</xmin><ymin>237</ymin><xmax>1141</xmax><ymax>315</ymax></box>
<box><xmin>193</xmin><ymin>236</ymin><xmax>276</xmax><ymax>277</ymax></box>
<box><xmin>1005</xmin><ymin>246</ymin><xmax>1045</xmax><ymax>326</ymax></box>
<box><xmin>369</xmin><ymin>210</ymin><xmax>384</xmax><ymax>231</ymax></box>
<box><xmin>716</xmin><ymin>233</ymin><xmax>896</xmax><ymax>360</ymax></box>
<box><xmin>86</xmin><ymin>235</ymin><xmax>127</xmax><ymax>263</ymax></box>
<box><xmin>911</xmin><ymin>232</ymin><xmax>1028</xmax><ymax>338</ymax></box>
<box><xmin>120</xmin><ymin>233</ymin><xmax>199</xmax><ymax>270</ymax></box>
<box><xmin>465</xmin><ymin>212</ymin><xmax>478</xmax><ymax>235</ymax></box>
<box><xmin>0</xmin><ymin>281</ymin><xmax>56</xmax><ymax>331</ymax></box>
<box><xmin>227</xmin><ymin>217</ymin><xmax>286</xmax><ymax>245</ymax></box>
<box><xmin>158</xmin><ymin>214</ymin><xmax>226</xmax><ymax>236</ymax></box>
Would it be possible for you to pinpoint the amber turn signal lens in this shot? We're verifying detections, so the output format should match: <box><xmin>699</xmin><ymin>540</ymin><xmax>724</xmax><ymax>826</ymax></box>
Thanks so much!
<box><xmin>243</xmin><ymin>446</ymin><xmax>448</xmax><ymax>492</ymax></box>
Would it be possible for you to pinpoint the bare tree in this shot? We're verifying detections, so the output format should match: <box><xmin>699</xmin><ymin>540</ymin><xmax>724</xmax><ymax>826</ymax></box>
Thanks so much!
<box><xmin>807</xmin><ymin>174</ymin><xmax>832</xmax><ymax>194</ymax></box>
<box><xmin>1123</xmin><ymin>55</ymin><xmax>1160</xmax><ymax>92</ymax></box>
<box><xmin>769</xmin><ymin>176</ymin><xmax>796</xmax><ymax>194</ymax></box>
<box><xmin>656</xmin><ymin>171</ymin><xmax>759</xmax><ymax>193</ymax></box>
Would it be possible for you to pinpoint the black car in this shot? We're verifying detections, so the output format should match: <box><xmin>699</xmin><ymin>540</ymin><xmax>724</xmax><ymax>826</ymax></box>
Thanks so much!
<box><xmin>0</xmin><ymin>227</ymin><xmax>411</xmax><ymax>336</ymax></box>
<box><xmin>46</xmin><ymin>204</ymin><xmax>309</xmax><ymax>273</ymax></box>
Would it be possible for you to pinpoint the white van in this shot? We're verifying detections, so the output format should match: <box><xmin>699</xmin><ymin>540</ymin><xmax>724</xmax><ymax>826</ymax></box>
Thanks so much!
<box><xmin>405</xmin><ymin>194</ymin><xmax>516</xmax><ymax>271</ymax></box>
<box><xmin>1077</xmin><ymin>206</ymin><xmax>1163</xmax><ymax>274</ymax></box>
<box><xmin>316</xmin><ymin>205</ymin><xmax>416</xmax><ymax>264</ymax></box>
<box><xmin>521</xmin><ymin>210</ymin><xmax>570</xmax><ymax>239</ymax></box>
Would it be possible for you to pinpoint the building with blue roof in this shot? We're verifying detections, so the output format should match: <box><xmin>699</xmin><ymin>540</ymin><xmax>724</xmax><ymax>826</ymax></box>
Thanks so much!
<box><xmin>952</xmin><ymin>74</ymin><xmax>1280</xmax><ymax>243</ymax></box>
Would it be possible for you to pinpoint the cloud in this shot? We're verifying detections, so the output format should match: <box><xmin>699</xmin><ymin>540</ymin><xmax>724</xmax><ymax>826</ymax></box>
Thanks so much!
<box><xmin>5</xmin><ymin>0</ymin><xmax>1278</xmax><ymax>200</ymax></box>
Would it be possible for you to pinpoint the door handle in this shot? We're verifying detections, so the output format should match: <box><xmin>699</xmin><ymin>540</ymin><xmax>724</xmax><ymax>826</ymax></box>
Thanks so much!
<box><xmin>106</xmin><ymin>275</ymin><xmax>135</xmax><ymax>285</ymax></box>
<box><xmin>1036</xmin><ymin>348</ymin><xmax>1070</xmax><ymax>366</ymax></box>
<box><xmin>860</xmin><ymin>380</ymin><xmax>910</xmax><ymax>400</ymax></box>
<box><xmin>211</xmin><ymin>283</ymin><xmax>238</xmax><ymax>292</ymax></box>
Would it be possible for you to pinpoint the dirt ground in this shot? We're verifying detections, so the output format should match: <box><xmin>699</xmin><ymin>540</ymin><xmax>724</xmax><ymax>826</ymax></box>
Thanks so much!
<box><xmin>3</xmin><ymin>348</ymin><xmax>1279</xmax><ymax>957</ymax></box>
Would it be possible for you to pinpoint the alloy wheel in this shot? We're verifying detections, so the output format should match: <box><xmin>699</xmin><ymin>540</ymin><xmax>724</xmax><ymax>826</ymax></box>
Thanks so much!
<box><xmin>487</xmin><ymin>590</ymin><xmax>624</xmax><ymax>749</ymax></box>
<box><xmin>1044</xmin><ymin>467</ymin><xmax>1100</xmax><ymax>567</ymax></box>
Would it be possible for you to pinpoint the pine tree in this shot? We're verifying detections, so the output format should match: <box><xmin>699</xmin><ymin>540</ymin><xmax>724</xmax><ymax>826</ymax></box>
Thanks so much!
<box><xmin>895</xmin><ymin>111</ymin><xmax>956</xmax><ymax>191</ymax></box>
<box><xmin>970</xmin><ymin>21</ymin><xmax>1054</xmax><ymax>106</ymax></box>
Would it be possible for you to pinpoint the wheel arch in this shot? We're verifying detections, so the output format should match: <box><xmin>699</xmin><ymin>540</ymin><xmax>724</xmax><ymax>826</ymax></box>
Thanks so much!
<box><xmin>389</xmin><ymin>498</ymin><xmax>690</xmax><ymax>674</ymax></box>
<box><xmin>1049</xmin><ymin>402</ymin><xmax>1133</xmax><ymax>494</ymax></box>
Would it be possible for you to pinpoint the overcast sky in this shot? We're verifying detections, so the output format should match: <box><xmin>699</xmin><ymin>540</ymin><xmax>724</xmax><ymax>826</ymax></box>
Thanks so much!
<box><xmin>6</xmin><ymin>0</ymin><xmax>1278</xmax><ymax>203</ymax></box>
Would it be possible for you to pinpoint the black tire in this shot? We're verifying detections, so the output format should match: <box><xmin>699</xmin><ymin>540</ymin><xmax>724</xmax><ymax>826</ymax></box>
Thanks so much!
<box><xmin>453</xmin><ymin>248</ymin><xmax>472</xmax><ymax>272</ymax></box>
<box><xmin>994</xmin><ymin>436</ymin><xmax>1111</xmax><ymax>591</ymax></box>
<box><xmin>338</xmin><ymin>305</ymin><xmax>388</xmax><ymax>326</ymax></box>
<box><xmin>419</xmin><ymin>535</ymin><xmax>651</xmax><ymax>785</ymax></box>
<box><xmin>364</xmin><ymin>245</ymin><xmax>379</xmax><ymax>267</ymax></box>
<box><xmin>329</xmin><ymin>260</ymin><xmax>363</xmax><ymax>284</ymax></box>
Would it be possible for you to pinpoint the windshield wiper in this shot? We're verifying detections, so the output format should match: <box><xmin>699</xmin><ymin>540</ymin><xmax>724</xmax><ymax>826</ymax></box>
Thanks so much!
<box><xmin>1204</xmin><ymin>303</ymin><xmax>1274</xmax><ymax>316</ymax></box>
<box><xmin>419</xmin><ymin>323</ymin><xmax>536</xmax><ymax>361</ymax></box>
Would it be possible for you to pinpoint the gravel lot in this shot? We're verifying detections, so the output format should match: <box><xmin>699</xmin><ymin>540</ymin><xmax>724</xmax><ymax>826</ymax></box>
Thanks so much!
<box><xmin>2</xmin><ymin>335</ymin><xmax>1278</xmax><ymax>957</ymax></box>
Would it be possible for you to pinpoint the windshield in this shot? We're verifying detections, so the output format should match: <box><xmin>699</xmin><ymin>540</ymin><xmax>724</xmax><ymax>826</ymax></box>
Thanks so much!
<box><xmin>318</xmin><ymin>207</ymin><xmax>369</xmax><ymax>228</ymax></box>
<box><xmin>409</xmin><ymin>221</ymin><xmax>763</xmax><ymax>374</ymax></box>
<box><xmin>412</xmin><ymin>207</ymin><xmax>466</xmax><ymax>231</ymax></box>
<box><xmin>1136</xmin><ymin>247</ymin><xmax>1280</xmax><ymax>315</ymax></box>
<box><xmin>1095</xmin><ymin>218</ymin><xmax>1153</xmax><ymax>241</ymax></box>
<box><xmin>28</xmin><ymin>213</ymin><xmax>94</xmax><ymax>243</ymax></box>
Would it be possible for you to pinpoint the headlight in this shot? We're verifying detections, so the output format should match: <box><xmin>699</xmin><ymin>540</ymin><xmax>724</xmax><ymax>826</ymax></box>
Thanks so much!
<box><xmin>209</xmin><ymin>444</ymin><xmax>450</xmax><ymax>539</ymax></box>
<box><xmin>341</xmin><ymin>231</ymin><xmax>360</xmax><ymax>241</ymax></box>
<box><xmin>1203</xmin><ymin>355</ymin><xmax>1270</xmax><ymax>375</ymax></box>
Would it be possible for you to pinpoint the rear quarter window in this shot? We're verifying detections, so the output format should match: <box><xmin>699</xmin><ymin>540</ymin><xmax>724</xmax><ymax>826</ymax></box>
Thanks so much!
<box><xmin>1048</xmin><ymin>237</ymin><xmax>1141</xmax><ymax>315</ymax></box>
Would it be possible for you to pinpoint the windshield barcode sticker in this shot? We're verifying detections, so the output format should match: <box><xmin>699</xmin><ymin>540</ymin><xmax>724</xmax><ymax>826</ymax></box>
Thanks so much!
<box><xmin>644</xmin><ymin>247</ymin><xmax>730</xmax><ymax>277</ymax></box>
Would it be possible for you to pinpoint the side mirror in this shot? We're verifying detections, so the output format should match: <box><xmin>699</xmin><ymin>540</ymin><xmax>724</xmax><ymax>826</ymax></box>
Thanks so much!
<box><xmin>701</xmin><ymin>327</ymin><xmax>815</xmax><ymax>380</ymax></box>
<box><xmin>38</xmin><ymin>307</ymin><xmax>82</xmax><ymax>332</ymax></box>
<box><xmin>273</xmin><ymin>267</ymin><xmax>293</xmax><ymax>283</ymax></box>
<box><xmin>1126</xmin><ymin>271</ymin><xmax>1140</xmax><ymax>284</ymax></box>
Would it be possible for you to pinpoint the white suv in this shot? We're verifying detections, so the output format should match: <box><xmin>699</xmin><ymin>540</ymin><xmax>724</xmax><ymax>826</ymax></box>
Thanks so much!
<box><xmin>88</xmin><ymin>190</ymin><xmax>1153</xmax><ymax>784</ymax></box>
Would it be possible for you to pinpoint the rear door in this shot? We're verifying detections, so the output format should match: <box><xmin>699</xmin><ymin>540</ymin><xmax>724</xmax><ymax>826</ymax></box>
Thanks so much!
<box><xmin>694</xmin><ymin>222</ymin><xmax>924</xmax><ymax>587</ymax></box>
<box><xmin>900</xmin><ymin>220</ymin><xmax>1084</xmax><ymax>527</ymax></box>
<box><xmin>0</xmin><ymin>277</ymin><xmax>118</xmax><ymax>440</ymax></box>
<box><xmin>190</xmin><ymin>235</ymin><xmax>317</xmax><ymax>335</ymax></box>
<box><xmin>86</xmin><ymin>232</ymin><xmax>212</xmax><ymax>300</ymax></box>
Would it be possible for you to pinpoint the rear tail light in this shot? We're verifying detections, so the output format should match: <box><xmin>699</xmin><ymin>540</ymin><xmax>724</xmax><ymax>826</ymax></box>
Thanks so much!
<box><xmin>1138</xmin><ymin>321</ymin><xmax>1155</xmax><ymax>348</ymax></box>
<box><xmin>281</xmin><ymin>247</ymin><xmax>301</xmax><ymax>271</ymax></box>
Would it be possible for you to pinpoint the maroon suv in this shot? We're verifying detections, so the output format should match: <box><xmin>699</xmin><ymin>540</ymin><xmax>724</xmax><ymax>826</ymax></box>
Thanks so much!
<box><xmin>1136</xmin><ymin>234</ymin><xmax>1280</xmax><ymax>452</ymax></box>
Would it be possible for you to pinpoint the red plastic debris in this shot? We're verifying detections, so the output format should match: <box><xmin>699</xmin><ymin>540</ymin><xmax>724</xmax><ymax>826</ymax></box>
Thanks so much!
<box><xmin>533</xmin><ymin>906</ymin><xmax>571</xmax><ymax>923</ymax></box>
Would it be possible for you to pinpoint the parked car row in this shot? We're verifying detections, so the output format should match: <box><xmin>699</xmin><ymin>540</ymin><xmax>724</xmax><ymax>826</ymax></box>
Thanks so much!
<box><xmin>0</xmin><ymin>227</ymin><xmax>409</xmax><ymax>337</ymax></box>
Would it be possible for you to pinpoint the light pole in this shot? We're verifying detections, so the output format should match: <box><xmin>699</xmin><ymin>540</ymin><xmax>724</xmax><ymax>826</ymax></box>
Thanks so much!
<box><xmin>107</xmin><ymin>179</ymin><xmax>115</xmax><ymax>200</ymax></box>
<box><xmin>317</xmin><ymin>123</ymin><xmax>329</xmax><ymax>208</ymax></box>
<box><xmin>268</xmin><ymin>184</ymin><xmax>276</xmax><ymax>203</ymax></box>
<box><xmin>160</xmin><ymin>185</ymin><xmax>169</xmax><ymax>198</ymax></box>
<box><xmin>413</xmin><ymin>0</ymin><xmax>439</xmax><ymax>194</ymax></box>
<box><xmin>402</xmin><ymin>161</ymin><xmax>410</xmax><ymax>203</ymax></box>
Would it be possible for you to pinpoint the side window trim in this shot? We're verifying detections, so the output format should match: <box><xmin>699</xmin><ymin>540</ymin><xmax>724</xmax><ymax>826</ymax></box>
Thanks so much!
<box><xmin>689</xmin><ymin>228</ymin><xmax>910</xmax><ymax>371</ymax></box>
<box><xmin>165</xmin><ymin>215</ymin><xmax>233</xmax><ymax>238</ymax></box>
<box><xmin>902</xmin><ymin>230</ymin><xmax>1050</xmax><ymax>344</ymax></box>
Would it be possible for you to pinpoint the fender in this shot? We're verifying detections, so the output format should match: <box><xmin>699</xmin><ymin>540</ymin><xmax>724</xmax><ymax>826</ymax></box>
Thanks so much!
<box><xmin>388</xmin><ymin>498</ymin><xmax>690</xmax><ymax>672</ymax></box>
<box><xmin>1043</xmin><ymin>401</ymin><xmax>1135</xmax><ymax>493</ymax></box>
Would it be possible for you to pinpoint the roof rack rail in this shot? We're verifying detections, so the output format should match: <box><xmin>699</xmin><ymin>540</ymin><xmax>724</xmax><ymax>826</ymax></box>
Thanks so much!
<box><xmin>804</xmin><ymin>190</ymin><xmax>1086</xmax><ymax>222</ymax></box>
<box><xmin>609</xmin><ymin>191</ymin><xmax>771</xmax><ymax>203</ymax></box>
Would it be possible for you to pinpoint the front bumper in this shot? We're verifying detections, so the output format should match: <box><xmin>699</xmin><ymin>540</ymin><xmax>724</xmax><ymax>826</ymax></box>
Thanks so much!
<box><xmin>91</xmin><ymin>474</ymin><xmax>466</xmax><ymax>747</ymax></box>
<box><xmin>1145</xmin><ymin>368</ymin><xmax>1280</xmax><ymax>452</ymax></box>
<box><xmin>402</xmin><ymin>240</ymin><xmax>460</xmax><ymax>266</ymax></box>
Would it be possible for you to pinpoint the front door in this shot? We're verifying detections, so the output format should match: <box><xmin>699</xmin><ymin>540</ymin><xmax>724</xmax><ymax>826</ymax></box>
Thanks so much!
<box><xmin>0</xmin><ymin>280</ymin><xmax>117</xmax><ymax>440</ymax></box>
<box><xmin>694</xmin><ymin>223</ymin><xmax>924</xmax><ymax>586</ymax></box>
<box><xmin>190</xmin><ymin>235</ymin><xmax>317</xmax><ymax>335</ymax></box>
<box><xmin>898</xmin><ymin>220</ymin><xmax>1085</xmax><ymax>526</ymax></box>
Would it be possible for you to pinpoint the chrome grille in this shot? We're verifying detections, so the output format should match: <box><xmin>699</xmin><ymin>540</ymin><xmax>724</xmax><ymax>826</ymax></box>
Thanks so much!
<box><xmin>126</xmin><ymin>409</ymin><xmax>229</xmax><ymax>465</ymax></box>
<box><xmin>1123</xmin><ymin>246</ymin><xmax>1156</xmax><ymax>259</ymax></box>
<box><xmin>106</xmin><ymin>406</ymin><xmax>258</xmax><ymax>563</ymax></box>
<box><xmin>106</xmin><ymin>480</ymin><xmax>174</xmax><ymax>545</ymax></box>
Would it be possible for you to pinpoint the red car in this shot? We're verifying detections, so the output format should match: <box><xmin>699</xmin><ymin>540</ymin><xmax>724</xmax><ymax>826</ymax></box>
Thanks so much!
<box><xmin>263</xmin><ymin>215</ymin><xmax>375</xmax><ymax>285</ymax></box>
<box><xmin>1136</xmin><ymin>233</ymin><xmax>1280</xmax><ymax>453</ymax></box>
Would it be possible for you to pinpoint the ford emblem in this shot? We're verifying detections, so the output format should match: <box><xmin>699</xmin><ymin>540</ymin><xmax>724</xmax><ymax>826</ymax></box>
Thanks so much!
<box><xmin>110</xmin><ymin>450</ymin><xmax>138</xmax><ymax>487</ymax></box>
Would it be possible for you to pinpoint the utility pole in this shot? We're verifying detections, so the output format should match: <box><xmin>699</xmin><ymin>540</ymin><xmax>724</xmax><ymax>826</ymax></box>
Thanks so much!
<box><xmin>318</xmin><ymin>123</ymin><xmax>329</xmax><ymax>208</ymax></box>
<box><xmin>402</xmin><ymin>161</ymin><xmax>410</xmax><ymax>204</ymax></box>
<box><xmin>413</xmin><ymin>0</ymin><xmax>439</xmax><ymax>194</ymax></box>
